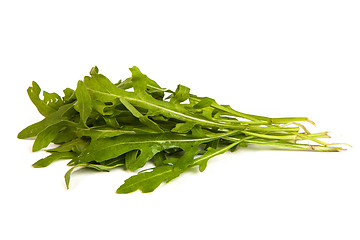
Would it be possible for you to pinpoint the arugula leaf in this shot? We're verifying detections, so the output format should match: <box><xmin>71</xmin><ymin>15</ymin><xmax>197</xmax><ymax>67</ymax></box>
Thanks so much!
<box><xmin>116</xmin><ymin>165</ymin><xmax>181</xmax><ymax>194</ymax></box>
<box><xmin>27</xmin><ymin>81</ymin><xmax>63</xmax><ymax>117</ymax></box>
<box><xmin>52</xmin><ymin>126</ymin><xmax>78</xmax><ymax>144</ymax></box>
<box><xmin>169</xmin><ymin>84</ymin><xmax>190</xmax><ymax>104</ymax></box>
<box><xmin>75</xmin><ymin>126</ymin><xmax>136</xmax><ymax>140</ymax></box>
<box><xmin>193</xmin><ymin>140</ymin><xmax>243</xmax><ymax>172</ymax></box>
<box><xmin>76</xmin><ymin>130</ymin><xmax>239</xmax><ymax>171</ymax></box>
<box><xmin>63</xmin><ymin>88</ymin><xmax>76</xmax><ymax>103</ymax></box>
<box><xmin>18</xmin><ymin>103</ymin><xmax>76</xmax><ymax>139</ymax></box>
<box><xmin>46</xmin><ymin>138</ymin><xmax>89</xmax><ymax>153</ymax></box>
<box><xmin>119</xmin><ymin>98</ymin><xmax>163</xmax><ymax>132</ymax></box>
<box><xmin>65</xmin><ymin>155</ymin><xmax>125</xmax><ymax>189</ymax></box>
<box><xmin>85</xmin><ymin>67</ymin><xmax>239</xmax><ymax>130</ymax></box>
<box><xmin>32</xmin><ymin>121</ymin><xmax>67</xmax><ymax>152</ymax></box>
<box><xmin>75</xmin><ymin>80</ymin><xmax>92</xmax><ymax>126</ymax></box>
<box><xmin>32</xmin><ymin>152</ymin><xmax>77</xmax><ymax>168</ymax></box>
<box><xmin>171</xmin><ymin>122</ymin><xmax>196</xmax><ymax>133</ymax></box>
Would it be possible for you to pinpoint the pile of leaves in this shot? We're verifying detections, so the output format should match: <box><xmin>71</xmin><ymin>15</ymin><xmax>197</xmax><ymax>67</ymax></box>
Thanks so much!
<box><xmin>18</xmin><ymin>66</ymin><xmax>344</xmax><ymax>193</ymax></box>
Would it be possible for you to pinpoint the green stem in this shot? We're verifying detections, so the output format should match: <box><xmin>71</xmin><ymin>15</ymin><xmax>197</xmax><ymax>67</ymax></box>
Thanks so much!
<box><xmin>245</xmin><ymin>139</ymin><xmax>343</xmax><ymax>152</ymax></box>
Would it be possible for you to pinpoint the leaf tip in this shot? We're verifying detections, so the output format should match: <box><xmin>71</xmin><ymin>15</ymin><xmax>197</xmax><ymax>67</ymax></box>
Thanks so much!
<box><xmin>115</xmin><ymin>186</ymin><xmax>131</xmax><ymax>194</ymax></box>
<box><xmin>17</xmin><ymin>131</ymin><xmax>25</xmax><ymax>139</ymax></box>
<box><xmin>90</xmin><ymin>66</ymin><xmax>99</xmax><ymax>75</ymax></box>
<box><xmin>64</xmin><ymin>167</ymin><xmax>75</xmax><ymax>190</ymax></box>
<box><xmin>32</xmin><ymin>145</ymin><xmax>41</xmax><ymax>152</ymax></box>
<box><xmin>32</xmin><ymin>163</ymin><xmax>43</xmax><ymax>168</ymax></box>
<box><xmin>199</xmin><ymin>163</ymin><xmax>207</xmax><ymax>172</ymax></box>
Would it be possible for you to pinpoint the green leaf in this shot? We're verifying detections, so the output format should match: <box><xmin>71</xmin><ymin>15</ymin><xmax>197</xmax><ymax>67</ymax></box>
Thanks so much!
<box><xmin>65</xmin><ymin>156</ymin><xmax>125</xmax><ymax>189</ymax></box>
<box><xmin>75</xmin><ymin>80</ymin><xmax>92</xmax><ymax>126</ymax></box>
<box><xmin>173</xmin><ymin>144</ymin><xmax>199</xmax><ymax>171</ymax></box>
<box><xmin>65</xmin><ymin>166</ymin><xmax>76</xmax><ymax>189</ymax></box>
<box><xmin>92</xmin><ymin>100</ymin><xmax>114</xmax><ymax>115</ymax></box>
<box><xmin>119</xmin><ymin>98</ymin><xmax>163</xmax><ymax>132</ymax></box>
<box><xmin>116</xmin><ymin>165</ymin><xmax>181</xmax><ymax>194</ymax></box>
<box><xmin>52</xmin><ymin>126</ymin><xmax>78</xmax><ymax>144</ymax></box>
<box><xmin>84</xmin><ymin>67</ymin><xmax>247</xmax><ymax>131</ymax></box>
<box><xmin>46</xmin><ymin>138</ymin><xmax>89</xmax><ymax>153</ymax></box>
<box><xmin>83</xmin><ymin>162</ymin><xmax>124</xmax><ymax>171</ymax></box>
<box><xmin>103</xmin><ymin>116</ymin><xmax>121</xmax><ymax>129</ymax></box>
<box><xmin>76</xmin><ymin>130</ymin><xmax>239</xmax><ymax>171</ymax></box>
<box><xmin>84</xmin><ymin>67</ymin><xmax>129</xmax><ymax>103</ymax></box>
<box><xmin>32</xmin><ymin>122</ymin><xmax>67</xmax><ymax>152</ymax></box>
<box><xmin>117</xmin><ymin>69</ymin><xmax>166</xmax><ymax>100</ymax></box>
<box><xmin>125</xmin><ymin>150</ymin><xmax>139</xmax><ymax>169</ymax></box>
<box><xmin>170</xmin><ymin>84</ymin><xmax>190</xmax><ymax>104</ymax></box>
<box><xmin>171</xmin><ymin>122</ymin><xmax>196</xmax><ymax>133</ymax></box>
<box><xmin>192</xmin><ymin>97</ymin><xmax>215</xmax><ymax>109</ymax></box>
<box><xmin>27</xmin><ymin>81</ymin><xmax>63</xmax><ymax>117</ymax></box>
<box><xmin>32</xmin><ymin>152</ymin><xmax>77</xmax><ymax>168</ymax></box>
<box><xmin>63</xmin><ymin>88</ymin><xmax>76</xmax><ymax>103</ymax></box>
<box><xmin>43</xmin><ymin>91</ymin><xmax>63</xmax><ymax>110</ymax></box>
<box><xmin>18</xmin><ymin>103</ymin><xmax>75</xmax><ymax>139</ymax></box>
<box><xmin>76</xmin><ymin>126</ymin><xmax>136</xmax><ymax>140</ymax></box>
<box><xmin>193</xmin><ymin>140</ymin><xmax>242</xmax><ymax>172</ymax></box>
<box><xmin>153</xmin><ymin>151</ymin><xmax>167</xmax><ymax>166</ymax></box>
<box><xmin>129</xmin><ymin>66</ymin><xmax>151</xmax><ymax>96</ymax></box>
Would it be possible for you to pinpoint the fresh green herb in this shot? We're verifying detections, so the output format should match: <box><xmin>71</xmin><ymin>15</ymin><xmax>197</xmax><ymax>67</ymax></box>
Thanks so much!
<box><xmin>18</xmin><ymin>66</ymin><xmax>346</xmax><ymax>194</ymax></box>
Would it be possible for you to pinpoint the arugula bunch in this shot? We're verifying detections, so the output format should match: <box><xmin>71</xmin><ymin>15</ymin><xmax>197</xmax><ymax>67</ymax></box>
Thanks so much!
<box><xmin>18</xmin><ymin>66</ymin><xmax>345</xmax><ymax>194</ymax></box>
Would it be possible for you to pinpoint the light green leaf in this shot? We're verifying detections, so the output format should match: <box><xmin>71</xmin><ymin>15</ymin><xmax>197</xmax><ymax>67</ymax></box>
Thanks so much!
<box><xmin>32</xmin><ymin>152</ymin><xmax>77</xmax><ymax>168</ymax></box>
<box><xmin>52</xmin><ymin>126</ymin><xmax>78</xmax><ymax>144</ymax></box>
<box><xmin>27</xmin><ymin>81</ymin><xmax>63</xmax><ymax>117</ymax></box>
<box><xmin>75</xmin><ymin>80</ymin><xmax>92</xmax><ymax>126</ymax></box>
<box><xmin>63</xmin><ymin>88</ymin><xmax>76</xmax><ymax>103</ymax></box>
<box><xmin>169</xmin><ymin>84</ymin><xmax>190</xmax><ymax>104</ymax></box>
<box><xmin>171</xmin><ymin>122</ymin><xmax>196</xmax><ymax>133</ymax></box>
<box><xmin>65</xmin><ymin>166</ymin><xmax>76</xmax><ymax>189</ymax></box>
<box><xmin>84</xmin><ymin>67</ymin><xmax>245</xmax><ymax>130</ymax></box>
<box><xmin>18</xmin><ymin>103</ymin><xmax>75</xmax><ymax>139</ymax></box>
<box><xmin>116</xmin><ymin>165</ymin><xmax>181</xmax><ymax>194</ymax></box>
<box><xmin>76</xmin><ymin>130</ymin><xmax>239</xmax><ymax>171</ymax></box>
<box><xmin>46</xmin><ymin>138</ymin><xmax>89</xmax><ymax>153</ymax></box>
<box><xmin>192</xmin><ymin>97</ymin><xmax>215</xmax><ymax>109</ymax></box>
<box><xmin>192</xmin><ymin>140</ymin><xmax>242</xmax><ymax>172</ymax></box>
<box><xmin>76</xmin><ymin>126</ymin><xmax>136</xmax><ymax>140</ymax></box>
<box><xmin>32</xmin><ymin>122</ymin><xmax>66</xmax><ymax>152</ymax></box>
<box><xmin>65</xmin><ymin>156</ymin><xmax>125</xmax><ymax>189</ymax></box>
<box><xmin>119</xmin><ymin>98</ymin><xmax>163</xmax><ymax>132</ymax></box>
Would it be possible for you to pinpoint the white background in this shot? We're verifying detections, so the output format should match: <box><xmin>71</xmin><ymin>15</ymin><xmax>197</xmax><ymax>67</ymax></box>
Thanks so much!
<box><xmin>1</xmin><ymin>1</ymin><xmax>359</xmax><ymax>239</ymax></box>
